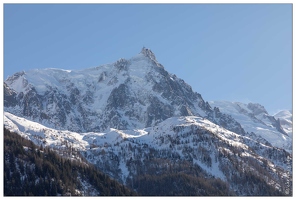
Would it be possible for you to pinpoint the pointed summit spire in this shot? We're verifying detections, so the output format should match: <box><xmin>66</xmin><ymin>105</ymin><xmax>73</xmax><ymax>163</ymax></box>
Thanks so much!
<box><xmin>140</xmin><ymin>47</ymin><xmax>157</xmax><ymax>62</ymax></box>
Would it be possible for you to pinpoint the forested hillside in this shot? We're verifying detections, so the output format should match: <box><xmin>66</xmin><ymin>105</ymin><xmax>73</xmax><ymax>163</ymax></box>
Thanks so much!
<box><xmin>4</xmin><ymin>128</ymin><xmax>137</xmax><ymax>196</ymax></box>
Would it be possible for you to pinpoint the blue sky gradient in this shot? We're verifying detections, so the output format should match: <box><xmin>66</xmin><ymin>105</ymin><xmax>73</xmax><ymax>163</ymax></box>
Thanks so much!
<box><xmin>3</xmin><ymin>4</ymin><xmax>292</xmax><ymax>114</ymax></box>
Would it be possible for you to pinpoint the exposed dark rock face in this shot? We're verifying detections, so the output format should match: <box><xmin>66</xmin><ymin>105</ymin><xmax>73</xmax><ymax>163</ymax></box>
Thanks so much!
<box><xmin>247</xmin><ymin>103</ymin><xmax>268</xmax><ymax>115</ymax></box>
<box><xmin>4</xmin><ymin>83</ymin><xmax>18</xmax><ymax>107</ymax></box>
<box><xmin>207</xmin><ymin>107</ymin><xmax>246</xmax><ymax>135</ymax></box>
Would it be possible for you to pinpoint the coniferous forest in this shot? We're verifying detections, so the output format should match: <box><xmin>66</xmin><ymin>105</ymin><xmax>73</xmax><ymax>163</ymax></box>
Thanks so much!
<box><xmin>4</xmin><ymin>128</ymin><xmax>136</xmax><ymax>196</ymax></box>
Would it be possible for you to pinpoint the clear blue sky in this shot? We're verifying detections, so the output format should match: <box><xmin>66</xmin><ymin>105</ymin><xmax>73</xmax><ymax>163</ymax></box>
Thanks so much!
<box><xmin>3</xmin><ymin>4</ymin><xmax>292</xmax><ymax>114</ymax></box>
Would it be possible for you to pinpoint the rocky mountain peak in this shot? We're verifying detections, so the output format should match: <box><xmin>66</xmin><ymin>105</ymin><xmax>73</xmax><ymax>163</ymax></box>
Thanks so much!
<box><xmin>6</xmin><ymin>71</ymin><xmax>25</xmax><ymax>81</ymax></box>
<box><xmin>247</xmin><ymin>103</ymin><xmax>268</xmax><ymax>115</ymax></box>
<box><xmin>140</xmin><ymin>47</ymin><xmax>157</xmax><ymax>62</ymax></box>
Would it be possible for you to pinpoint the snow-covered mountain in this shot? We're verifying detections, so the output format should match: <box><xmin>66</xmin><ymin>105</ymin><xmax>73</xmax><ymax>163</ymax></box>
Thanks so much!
<box><xmin>4</xmin><ymin>47</ymin><xmax>244</xmax><ymax>135</ymax></box>
<box><xmin>3</xmin><ymin>47</ymin><xmax>292</xmax><ymax>195</ymax></box>
<box><xmin>209</xmin><ymin>101</ymin><xmax>292</xmax><ymax>151</ymax></box>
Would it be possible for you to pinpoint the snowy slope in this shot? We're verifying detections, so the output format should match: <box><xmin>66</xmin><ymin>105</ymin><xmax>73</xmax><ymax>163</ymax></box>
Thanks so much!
<box><xmin>4</xmin><ymin>111</ymin><xmax>89</xmax><ymax>152</ymax></box>
<box><xmin>274</xmin><ymin>110</ymin><xmax>292</xmax><ymax>135</ymax></box>
<box><xmin>209</xmin><ymin>101</ymin><xmax>292</xmax><ymax>151</ymax></box>
<box><xmin>4</xmin><ymin>111</ymin><xmax>292</xmax><ymax>195</ymax></box>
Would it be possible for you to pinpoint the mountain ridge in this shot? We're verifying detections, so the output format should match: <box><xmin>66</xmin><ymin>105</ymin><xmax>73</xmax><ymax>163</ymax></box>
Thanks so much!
<box><xmin>3</xmin><ymin>47</ymin><xmax>292</xmax><ymax>196</ymax></box>
<box><xmin>209</xmin><ymin>101</ymin><xmax>292</xmax><ymax>151</ymax></box>
<box><xmin>4</xmin><ymin>48</ymin><xmax>244</xmax><ymax>136</ymax></box>
<box><xmin>4</xmin><ymin>111</ymin><xmax>292</xmax><ymax>195</ymax></box>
